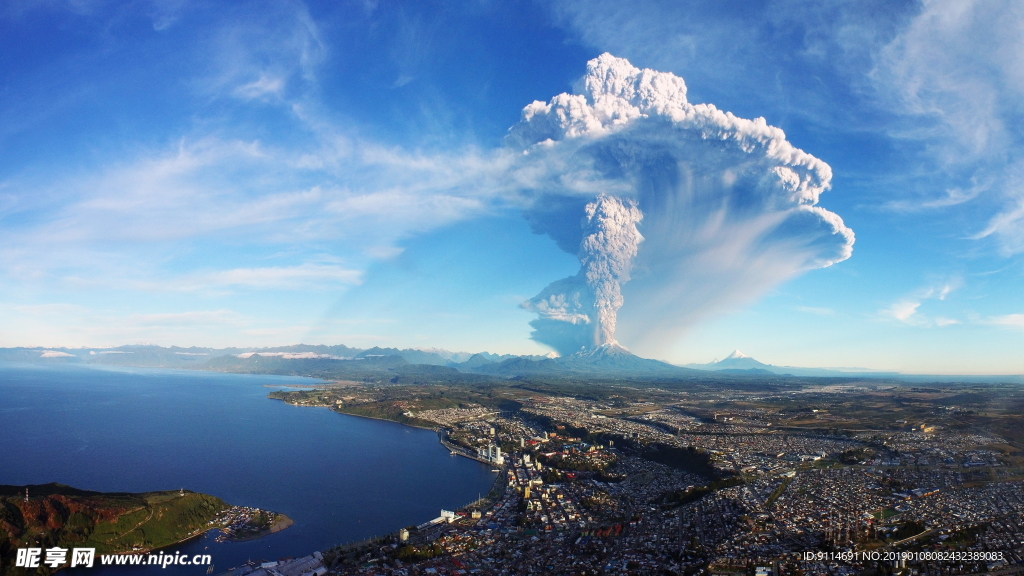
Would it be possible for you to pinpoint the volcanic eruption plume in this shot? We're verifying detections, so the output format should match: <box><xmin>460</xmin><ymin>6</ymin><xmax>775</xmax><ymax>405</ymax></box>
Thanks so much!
<box><xmin>509</xmin><ymin>54</ymin><xmax>855</xmax><ymax>357</ymax></box>
<box><xmin>523</xmin><ymin>194</ymin><xmax>643</xmax><ymax>354</ymax></box>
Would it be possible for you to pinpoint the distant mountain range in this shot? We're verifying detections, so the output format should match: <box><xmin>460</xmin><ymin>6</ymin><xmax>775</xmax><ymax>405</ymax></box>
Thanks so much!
<box><xmin>684</xmin><ymin>349</ymin><xmax>1023</xmax><ymax>383</ymax></box>
<box><xmin>685</xmin><ymin>348</ymin><xmax>912</xmax><ymax>377</ymax></box>
<box><xmin>685</xmin><ymin>349</ymin><xmax>775</xmax><ymax>374</ymax></box>
<box><xmin>0</xmin><ymin>342</ymin><xmax>695</xmax><ymax>381</ymax></box>
<box><xmin>1</xmin><ymin>344</ymin><xmax>1020</xmax><ymax>384</ymax></box>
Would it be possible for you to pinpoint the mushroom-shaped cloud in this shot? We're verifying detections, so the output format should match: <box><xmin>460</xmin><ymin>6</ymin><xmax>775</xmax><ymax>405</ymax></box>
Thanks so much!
<box><xmin>512</xmin><ymin>54</ymin><xmax>854</xmax><ymax>357</ymax></box>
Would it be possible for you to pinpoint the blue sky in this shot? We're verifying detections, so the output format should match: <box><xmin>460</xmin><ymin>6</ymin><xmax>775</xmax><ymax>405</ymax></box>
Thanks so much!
<box><xmin>1</xmin><ymin>0</ymin><xmax>1022</xmax><ymax>374</ymax></box>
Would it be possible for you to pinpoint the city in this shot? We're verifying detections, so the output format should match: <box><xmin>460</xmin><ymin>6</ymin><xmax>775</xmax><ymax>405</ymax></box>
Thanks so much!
<box><xmin>263</xmin><ymin>379</ymin><xmax>1024</xmax><ymax>575</ymax></box>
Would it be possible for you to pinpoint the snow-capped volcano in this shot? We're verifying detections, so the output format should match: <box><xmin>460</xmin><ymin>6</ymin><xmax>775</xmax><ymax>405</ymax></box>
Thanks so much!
<box><xmin>558</xmin><ymin>343</ymin><xmax>684</xmax><ymax>374</ymax></box>
<box><xmin>714</xmin><ymin>351</ymin><xmax>769</xmax><ymax>370</ymax></box>
<box><xmin>461</xmin><ymin>342</ymin><xmax>693</xmax><ymax>377</ymax></box>
<box><xmin>685</xmin><ymin>350</ymin><xmax>772</xmax><ymax>372</ymax></box>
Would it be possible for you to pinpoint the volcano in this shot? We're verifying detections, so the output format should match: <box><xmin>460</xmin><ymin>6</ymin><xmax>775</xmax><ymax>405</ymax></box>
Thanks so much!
<box><xmin>466</xmin><ymin>343</ymin><xmax>693</xmax><ymax>377</ymax></box>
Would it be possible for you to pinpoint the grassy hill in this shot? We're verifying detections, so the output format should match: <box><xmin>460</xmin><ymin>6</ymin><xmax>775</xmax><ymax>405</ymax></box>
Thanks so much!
<box><xmin>0</xmin><ymin>484</ymin><xmax>227</xmax><ymax>575</ymax></box>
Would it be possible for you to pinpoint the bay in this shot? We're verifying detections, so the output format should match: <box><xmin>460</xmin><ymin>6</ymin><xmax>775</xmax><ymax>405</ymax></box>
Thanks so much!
<box><xmin>0</xmin><ymin>362</ymin><xmax>496</xmax><ymax>574</ymax></box>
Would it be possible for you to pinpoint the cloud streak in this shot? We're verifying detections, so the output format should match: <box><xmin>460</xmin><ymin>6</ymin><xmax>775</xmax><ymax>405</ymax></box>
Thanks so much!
<box><xmin>874</xmin><ymin>0</ymin><xmax>1024</xmax><ymax>253</ymax></box>
<box><xmin>989</xmin><ymin>314</ymin><xmax>1024</xmax><ymax>330</ymax></box>
<box><xmin>0</xmin><ymin>303</ymin><xmax>254</xmax><ymax>348</ymax></box>
<box><xmin>881</xmin><ymin>279</ymin><xmax>962</xmax><ymax>326</ymax></box>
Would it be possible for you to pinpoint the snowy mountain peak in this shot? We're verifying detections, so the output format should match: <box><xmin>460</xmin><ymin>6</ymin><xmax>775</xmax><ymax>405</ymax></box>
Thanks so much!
<box><xmin>691</xmin><ymin>350</ymin><xmax>771</xmax><ymax>371</ymax></box>
<box><xmin>569</xmin><ymin>342</ymin><xmax>632</xmax><ymax>360</ymax></box>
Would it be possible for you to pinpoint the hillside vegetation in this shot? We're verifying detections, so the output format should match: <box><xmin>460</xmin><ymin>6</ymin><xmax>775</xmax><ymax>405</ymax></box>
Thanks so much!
<box><xmin>0</xmin><ymin>484</ymin><xmax>227</xmax><ymax>575</ymax></box>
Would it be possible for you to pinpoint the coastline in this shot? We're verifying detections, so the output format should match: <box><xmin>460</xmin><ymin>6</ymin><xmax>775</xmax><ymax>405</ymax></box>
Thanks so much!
<box><xmin>76</xmin><ymin>504</ymin><xmax>295</xmax><ymax>559</ymax></box>
<box><xmin>329</xmin><ymin>407</ymin><xmax>438</xmax><ymax>432</ymax></box>
<box><xmin>93</xmin><ymin>509</ymin><xmax>296</xmax><ymax>561</ymax></box>
<box><xmin>221</xmin><ymin>514</ymin><xmax>294</xmax><ymax>543</ymax></box>
<box><xmin>137</xmin><ymin>524</ymin><xmax>220</xmax><ymax>555</ymax></box>
<box><xmin>267</xmin><ymin>394</ymin><xmax>439</xmax><ymax>432</ymax></box>
<box><xmin>269</xmin><ymin>394</ymin><xmax>506</xmax><ymax>470</ymax></box>
<box><xmin>280</xmin><ymin>398</ymin><xmax>503</xmax><ymax>468</ymax></box>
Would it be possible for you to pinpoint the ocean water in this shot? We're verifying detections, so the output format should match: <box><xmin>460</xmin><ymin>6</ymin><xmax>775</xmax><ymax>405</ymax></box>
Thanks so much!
<box><xmin>0</xmin><ymin>362</ymin><xmax>496</xmax><ymax>574</ymax></box>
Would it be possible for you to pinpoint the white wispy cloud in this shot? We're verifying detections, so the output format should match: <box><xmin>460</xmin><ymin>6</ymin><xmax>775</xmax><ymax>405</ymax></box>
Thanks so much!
<box><xmin>874</xmin><ymin>0</ymin><xmax>1024</xmax><ymax>253</ymax></box>
<box><xmin>882</xmin><ymin>181</ymin><xmax>988</xmax><ymax>212</ymax></box>
<box><xmin>0</xmin><ymin>303</ymin><xmax>255</xmax><ymax>347</ymax></box>
<box><xmin>974</xmin><ymin>197</ymin><xmax>1024</xmax><ymax>253</ymax></box>
<box><xmin>881</xmin><ymin>278</ymin><xmax>962</xmax><ymax>326</ymax></box>
<box><xmin>125</xmin><ymin>310</ymin><xmax>247</xmax><ymax>328</ymax></box>
<box><xmin>14</xmin><ymin>303</ymin><xmax>90</xmax><ymax>316</ymax></box>
<box><xmin>202</xmin><ymin>0</ymin><xmax>325</xmax><ymax>102</ymax></box>
<box><xmin>196</xmin><ymin>263</ymin><xmax>362</xmax><ymax>290</ymax></box>
<box><xmin>988</xmin><ymin>314</ymin><xmax>1024</xmax><ymax>330</ymax></box>
<box><xmin>25</xmin><ymin>260</ymin><xmax>362</xmax><ymax>295</ymax></box>
<box><xmin>885</xmin><ymin>300</ymin><xmax>921</xmax><ymax>323</ymax></box>
<box><xmin>934</xmin><ymin>281</ymin><xmax>958</xmax><ymax>301</ymax></box>
<box><xmin>233</xmin><ymin>73</ymin><xmax>287</xmax><ymax>100</ymax></box>
<box><xmin>0</xmin><ymin>130</ymin><xmax>525</xmax><ymax>296</ymax></box>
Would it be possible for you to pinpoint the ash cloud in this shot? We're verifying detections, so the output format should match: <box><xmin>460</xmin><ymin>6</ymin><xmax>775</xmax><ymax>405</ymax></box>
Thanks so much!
<box><xmin>511</xmin><ymin>54</ymin><xmax>855</xmax><ymax>355</ymax></box>
<box><xmin>523</xmin><ymin>194</ymin><xmax>642</xmax><ymax>355</ymax></box>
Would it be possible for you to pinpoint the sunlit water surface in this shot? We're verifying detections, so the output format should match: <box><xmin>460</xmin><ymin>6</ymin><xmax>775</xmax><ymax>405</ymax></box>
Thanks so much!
<box><xmin>0</xmin><ymin>362</ymin><xmax>496</xmax><ymax>574</ymax></box>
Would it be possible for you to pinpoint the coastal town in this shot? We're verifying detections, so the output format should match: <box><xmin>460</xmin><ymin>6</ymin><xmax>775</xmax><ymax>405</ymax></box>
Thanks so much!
<box><xmin>259</xmin><ymin>381</ymin><xmax>1024</xmax><ymax>575</ymax></box>
<box><xmin>214</xmin><ymin>506</ymin><xmax>294</xmax><ymax>542</ymax></box>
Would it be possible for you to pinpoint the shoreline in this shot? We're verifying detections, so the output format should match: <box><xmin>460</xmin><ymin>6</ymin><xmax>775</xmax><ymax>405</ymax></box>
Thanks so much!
<box><xmin>285</xmin><ymin>400</ymin><xmax>503</xmax><ymax>468</ymax></box>
<box><xmin>141</xmin><ymin>524</ymin><xmax>219</xmax><ymax>554</ymax></box>
<box><xmin>48</xmin><ymin>533</ymin><xmax>212</xmax><ymax>574</ymax></box>
<box><xmin>312</xmin><ymin>400</ymin><xmax>506</xmax><ymax>465</ymax></box>
<box><xmin>93</xmin><ymin>505</ymin><xmax>295</xmax><ymax>558</ymax></box>
<box><xmin>221</xmin><ymin>514</ymin><xmax>294</xmax><ymax>543</ymax></box>
<box><xmin>329</xmin><ymin>407</ymin><xmax>438</xmax><ymax>432</ymax></box>
<box><xmin>270</xmin><ymin>395</ymin><xmax>506</xmax><ymax>470</ymax></box>
<box><xmin>268</xmin><ymin>394</ymin><xmax>439</xmax><ymax>432</ymax></box>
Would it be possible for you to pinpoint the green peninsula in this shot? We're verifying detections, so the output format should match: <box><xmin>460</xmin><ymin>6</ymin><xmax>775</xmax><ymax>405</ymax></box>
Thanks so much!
<box><xmin>0</xmin><ymin>483</ymin><xmax>290</xmax><ymax>575</ymax></box>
